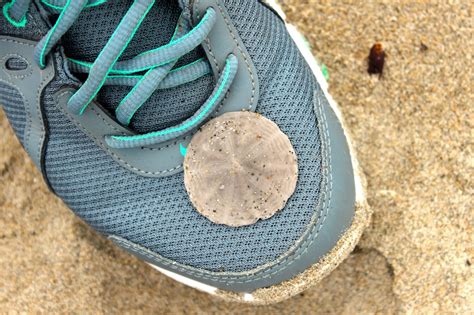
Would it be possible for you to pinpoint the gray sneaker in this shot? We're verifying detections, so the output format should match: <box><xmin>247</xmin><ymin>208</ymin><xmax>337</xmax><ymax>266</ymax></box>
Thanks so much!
<box><xmin>0</xmin><ymin>0</ymin><xmax>369</xmax><ymax>304</ymax></box>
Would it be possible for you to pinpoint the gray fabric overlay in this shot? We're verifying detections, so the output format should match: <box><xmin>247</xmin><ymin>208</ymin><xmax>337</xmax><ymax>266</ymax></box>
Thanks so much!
<box><xmin>0</xmin><ymin>82</ymin><xmax>26</xmax><ymax>143</ymax></box>
<box><xmin>1</xmin><ymin>0</ymin><xmax>324</xmax><ymax>273</ymax></box>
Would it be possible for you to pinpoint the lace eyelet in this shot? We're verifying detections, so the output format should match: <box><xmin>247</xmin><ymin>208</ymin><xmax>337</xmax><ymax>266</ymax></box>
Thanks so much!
<box><xmin>37</xmin><ymin>55</ymin><xmax>47</xmax><ymax>70</ymax></box>
<box><xmin>3</xmin><ymin>1</ymin><xmax>28</xmax><ymax>28</ymax></box>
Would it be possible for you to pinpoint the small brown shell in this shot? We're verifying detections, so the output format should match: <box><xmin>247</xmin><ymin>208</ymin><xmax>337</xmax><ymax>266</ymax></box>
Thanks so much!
<box><xmin>184</xmin><ymin>111</ymin><xmax>298</xmax><ymax>227</ymax></box>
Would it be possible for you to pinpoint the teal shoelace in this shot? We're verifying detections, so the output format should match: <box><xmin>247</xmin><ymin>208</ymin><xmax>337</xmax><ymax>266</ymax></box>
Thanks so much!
<box><xmin>3</xmin><ymin>0</ymin><xmax>239</xmax><ymax>149</ymax></box>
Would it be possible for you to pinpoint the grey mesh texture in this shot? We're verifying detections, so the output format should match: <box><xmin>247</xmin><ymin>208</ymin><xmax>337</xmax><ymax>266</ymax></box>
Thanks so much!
<box><xmin>1</xmin><ymin>0</ymin><xmax>324</xmax><ymax>272</ymax></box>
<box><xmin>59</xmin><ymin>0</ymin><xmax>214</xmax><ymax>133</ymax></box>
<box><xmin>0</xmin><ymin>82</ymin><xmax>26</xmax><ymax>143</ymax></box>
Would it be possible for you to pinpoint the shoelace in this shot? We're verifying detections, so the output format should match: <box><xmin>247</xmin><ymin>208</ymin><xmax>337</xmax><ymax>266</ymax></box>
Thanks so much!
<box><xmin>3</xmin><ymin>0</ymin><xmax>239</xmax><ymax>149</ymax></box>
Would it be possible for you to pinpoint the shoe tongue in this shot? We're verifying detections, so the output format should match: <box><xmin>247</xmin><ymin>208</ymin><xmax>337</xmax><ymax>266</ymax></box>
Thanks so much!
<box><xmin>54</xmin><ymin>0</ymin><xmax>214</xmax><ymax>133</ymax></box>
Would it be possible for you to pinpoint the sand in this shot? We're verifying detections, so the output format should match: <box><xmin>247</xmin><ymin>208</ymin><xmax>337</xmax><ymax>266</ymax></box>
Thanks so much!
<box><xmin>1</xmin><ymin>1</ymin><xmax>472</xmax><ymax>313</ymax></box>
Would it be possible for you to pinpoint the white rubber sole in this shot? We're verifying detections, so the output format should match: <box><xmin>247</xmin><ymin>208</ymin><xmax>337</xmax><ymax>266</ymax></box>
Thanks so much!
<box><xmin>147</xmin><ymin>1</ymin><xmax>368</xmax><ymax>303</ymax></box>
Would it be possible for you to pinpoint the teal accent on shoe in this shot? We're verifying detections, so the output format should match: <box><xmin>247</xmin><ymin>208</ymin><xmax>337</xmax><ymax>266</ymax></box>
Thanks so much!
<box><xmin>321</xmin><ymin>63</ymin><xmax>329</xmax><ymax>81</ymax></box>
<box><xmin>179</xmin><ymin>143</ymin><xmax>187</xmax><ymax>157</ymax></box>
<box><xmin>3</xmin><ymin>1</ymin><xmax>27</xmax><ymax>28</ymax></box>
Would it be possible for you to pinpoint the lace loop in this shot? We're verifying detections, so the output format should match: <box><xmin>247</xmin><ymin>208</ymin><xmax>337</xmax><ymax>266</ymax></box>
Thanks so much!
<box><xmin>3</xmin><ymin>0</ymin><xmax>29</xmax><ymax>27</ymax></box>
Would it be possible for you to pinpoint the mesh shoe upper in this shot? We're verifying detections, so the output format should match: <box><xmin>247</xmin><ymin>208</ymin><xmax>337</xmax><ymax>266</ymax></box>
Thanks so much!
<box><xmin>1</xmin><ymin>0</ymin><xmax>324</xmax><ymax>273</ymax></box>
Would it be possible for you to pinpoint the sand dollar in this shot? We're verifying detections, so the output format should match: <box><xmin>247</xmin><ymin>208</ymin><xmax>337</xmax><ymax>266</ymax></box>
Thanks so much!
<box><xmin>184</xmin><ymin>111</ymin><xmax>298</xmax><ymax>227</ymax></box>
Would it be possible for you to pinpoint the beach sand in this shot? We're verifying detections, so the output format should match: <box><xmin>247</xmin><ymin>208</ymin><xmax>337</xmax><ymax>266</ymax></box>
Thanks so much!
<box><xmin>1</xmin><ymin>1</ymin><xmax>472</xmax><ymax>313</ymax></box>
